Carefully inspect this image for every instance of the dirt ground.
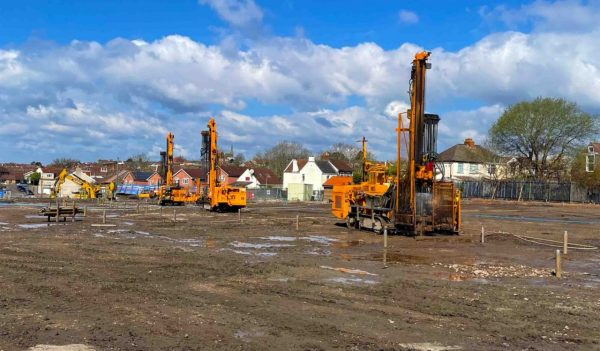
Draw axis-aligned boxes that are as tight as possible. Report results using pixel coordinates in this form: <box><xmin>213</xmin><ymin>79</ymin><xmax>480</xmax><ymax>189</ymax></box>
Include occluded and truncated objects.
<box><xmin>0</xmin><ymin>198</ymin><xmax>599</xmax><ymax>351</ymax></box>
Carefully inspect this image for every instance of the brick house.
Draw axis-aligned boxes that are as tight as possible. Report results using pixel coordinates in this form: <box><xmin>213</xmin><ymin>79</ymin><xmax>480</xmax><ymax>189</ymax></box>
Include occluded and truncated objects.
<box><xmin>173</xmin><ymin>168</ymin><xmax>206</xmax><ymax>190</ymax></box>
<box><xmin>219</xmin><ymin>165</ymin><xmax>246</xmax><ymax>185</ymax></box>
<box><xmin>122</xmin><ymin>171</ymin><xmax>162</xmax><ymax>186</ymax></box>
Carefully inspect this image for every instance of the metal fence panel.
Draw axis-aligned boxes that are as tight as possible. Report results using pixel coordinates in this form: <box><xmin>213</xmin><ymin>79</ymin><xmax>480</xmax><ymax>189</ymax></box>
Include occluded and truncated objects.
<box><xmin>456</xmin><ymin>180</ymin><xmax>599</xmax><ymax>203</ymax></box>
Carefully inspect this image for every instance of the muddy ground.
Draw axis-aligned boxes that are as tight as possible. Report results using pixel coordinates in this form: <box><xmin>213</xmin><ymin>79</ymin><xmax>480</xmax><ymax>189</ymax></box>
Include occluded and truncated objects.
<box><xmin>0</xmin><ymin>199</ymin><xmax>599</xmax><ymax>350</ymax></box>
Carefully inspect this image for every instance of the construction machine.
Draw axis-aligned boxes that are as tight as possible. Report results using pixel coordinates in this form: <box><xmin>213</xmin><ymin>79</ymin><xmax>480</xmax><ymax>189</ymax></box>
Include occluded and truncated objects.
<box><xmin>51</xmin><ymin>169</ymin><xmax>115</xmax><ymax>200</ymax></box>
<box><xmin>158</xmin><ymin>132</ymin><xmax>200</xmax><ymax>205</ymax></box>
<box><xmin>330</xmin><ymin>137</ymin><xmax>392</xmax><ymax>228</ymax></box>
<box><xmin>333</xmin><ymin>52</ymin><xmax>460</xmax><ymax>235</ymax></box>
<box><xmin>198</xmin><ymin>118</ymin><xmax>246</xmax><ymax>211</ymax></box>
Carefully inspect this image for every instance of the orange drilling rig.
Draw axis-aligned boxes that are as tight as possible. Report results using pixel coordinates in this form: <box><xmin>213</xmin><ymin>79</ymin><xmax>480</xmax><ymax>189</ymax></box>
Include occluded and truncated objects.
<box><xmin>158</xmin><ymin>132</ymin><xmax>201</xmax><ymax>205</ymax></box>
<box><xmin>198</xmin><ymin>118</ymin><xmax>246</xmax><ymax>211</ymax></box>
<box><xmin>331</xmin><ymin>51</ymin><xmax>460</xmax><ymax>235</ymax></box>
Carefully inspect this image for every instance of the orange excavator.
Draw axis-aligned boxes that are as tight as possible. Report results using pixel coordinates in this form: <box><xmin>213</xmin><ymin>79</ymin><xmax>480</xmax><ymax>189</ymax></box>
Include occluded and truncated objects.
<box><xmin>332</xmin><ymin>52</ymin><xmax>460</xmax><ymax>235</ymax></box>
<box><xmin>158</xmin><ymin>132</ymin><xmax>201</xmax><ymax>205</ymax></box>
<box><xmin>198</xmin><ymin>118</ymin><xmax>246</xmax><ymax>211</ymax></box>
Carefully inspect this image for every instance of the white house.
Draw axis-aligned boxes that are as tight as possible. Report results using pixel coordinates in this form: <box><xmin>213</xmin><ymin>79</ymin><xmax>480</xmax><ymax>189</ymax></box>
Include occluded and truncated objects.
<box><xmin>437</xmin><ymin>138</ymin><xmax>506</xmax><ymax>181</ymax></box>
<box><xmin>237</xmin><ymin>167</ymin><xmax>281</xmax><ymax>189</ymax></box>
<box><xmin>282</xmin><ymin>157</ymin><xmax>353</xmax><ymax>199</ymax></box>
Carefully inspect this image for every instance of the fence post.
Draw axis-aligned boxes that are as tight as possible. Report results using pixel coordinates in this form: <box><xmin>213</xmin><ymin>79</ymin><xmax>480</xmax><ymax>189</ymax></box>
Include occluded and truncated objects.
<box><xmin>102</xmin><ymin>209</ymin><xmax>106</xmax><ymax>224</ymax></box>
<box><xmin>295</xmin><ymin>215</ymin><xmax>299</xmax><ymax>231</ymax></box>
<box><xmin>383</xmin><ymin>227</ymin><xmax>388</xmax><ymax>268</ymax></box>
<box><xmin>555</xmin><ymin>250</ymin><xmax>562</xmax><ymax>278</ymax></box>
<box><xmin>563</xmin><ymin>231</ymin><xmax>568</xmax><ymax>255</ymax></box>
<box><xmin>481</xmin><ymin>226</ymin><xmax>485</xmax><ymax>244</ymax></box>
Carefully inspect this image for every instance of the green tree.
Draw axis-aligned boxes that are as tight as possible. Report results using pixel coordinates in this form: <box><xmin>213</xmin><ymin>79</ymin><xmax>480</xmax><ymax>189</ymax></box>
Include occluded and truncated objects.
<box><xmin>489</xmin><ymin>97</ymin><xmax>598</xmax><ymax>180</ymax></box>
<box><xmin>125</xmin><ymin>154</ymin><xmax>153</xmax><ymax>171</ymax></box>
<box><xmin>28</xmin><ymin>172</ymin><xmax>41</xmax><ymax>185</ymax></box>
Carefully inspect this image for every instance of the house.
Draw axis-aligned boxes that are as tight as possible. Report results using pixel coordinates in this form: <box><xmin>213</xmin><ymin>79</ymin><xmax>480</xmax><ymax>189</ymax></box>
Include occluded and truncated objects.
<box><xmin>328</xmin><ymin>159</ymin><xmax>354</xmax><ymax>176</ymax></box>
<box><xmin>237</xmin><ymin>167</ymin><xmax>282</xmax><ymax>189</ymax></box>
<box><xmin>283</xmin><ymin>157</ymin><xmax>354</xmax><ymax>200</ymax></box>
<box><xmin>37</xmin><ymin>167</ymin><xmax>63</xmax><ymax>195</ymax></box>
<box><xmin>173</xmin><ymin>167</ymin><xmax>206</xmax><ymax>190</ymax></box>
<box><xmin>322</xmin><ymin>175</ymin><xmax>353</xmax><ymax>202</ymax></box>
<box><xmin>437</xmin><ymin>138</ymin><xmax>504</xmax><ymax>180</ymax></box>
<box><xmin>586</xmin><ymin>142</ymin><xmax>600</xmax><ymax>172</ymax></box>
<box><xmin>219</xmin><ymin>165</ymin><xmax>246</xmax><ymax>185</ymax></box>
<box><xmin>122</xmin><ymin>171</ymin><xmax>162</xmax><ymax>186</ymax></box>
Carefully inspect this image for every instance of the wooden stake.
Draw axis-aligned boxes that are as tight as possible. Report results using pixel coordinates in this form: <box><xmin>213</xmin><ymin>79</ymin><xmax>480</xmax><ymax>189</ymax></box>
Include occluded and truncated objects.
<box><xmin>481</xmin><ymin>226</ymin><xmax>485</xmax><ymax>244</ymax></box>
<box><xmin>83</xmin><ymin>205</ymin><xmax>87</xmax><ymax>217</ymax></box>
<box><xmin>555</xmin><ymin>249</ymin><xmax>562</xmax><ymax>278</ymax></box>
<box><xmin>160</xmin><ymin>206</ymin><xmax>163</xmax><ymax>217</ymax></box>
<box><xmin>295</xmin><ymin>215</ymin><xmax>299</xmax><ymax>231</ymax></box>
<box><xmin>238</xmin><ymin>208</ymin><xmax>241</xmax><ymax>223</ymax></box>
<box><xmin>102</xmin><ymin>209</ymin><xmax>106</xmax><ymax>224</ymax></box>
<box><xmin>173</xmin><ymin>209</ymin><xmax>177</xmax><ymax>221</ymax></box>
<box><xmin>563</xmin><ymin>231</ymin><xmax>568</xmax><ymax>255</ymax></box>
<box><xmin>383</xmin><ymin>227</ymin><xmax>388</xmax><ymax>268</ymax></box>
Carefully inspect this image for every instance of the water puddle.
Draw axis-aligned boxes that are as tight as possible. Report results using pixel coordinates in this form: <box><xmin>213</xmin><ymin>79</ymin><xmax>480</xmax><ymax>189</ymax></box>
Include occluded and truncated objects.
<box><xmin>306</xmin><ymin>248</ymin><xmax>332</xmax><ymax>256</ymax></box>
<box><xmin>18</xmin><ymin>223</ymin><xmax>56</xmax><ymax>229</ymax></box>
<box><xmin>221</xmin><ymin>248</ymin><xmax>276</xmax><ymax>257</ymax></box>
<box><xmin>258</xmin><ymin>236</ymin><xmax>297</xmax><ymax>242</ymax></box>
<box><xmin>230</xmin><ymin>241</ymin><xmax>294</xmax><ymax>249</ymax></box>
<box><xmin>300</xmin><ymin>235</ymin><xmax>340</xmax><ymax>245</ymax></box>
<box><xmin>0</xmin><ymin>222</ymin><xmax>8</xmax><ymax>225</ymax></box>
<box><xmin>326</xmin><ymin>277</ymin><xmax>378</xmax><ymax>285</ymax></box>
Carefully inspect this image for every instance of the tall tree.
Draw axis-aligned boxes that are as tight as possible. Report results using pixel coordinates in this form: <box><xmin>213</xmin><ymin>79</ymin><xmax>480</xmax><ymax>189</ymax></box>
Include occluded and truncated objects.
<box><xmin>489</xmin><ymin>97</ymin><xmax>598</xmax><ymax>180</ymax></box>
<box><xmin>125</xmin><ymin>153</ymin><xmax>153</xmax><ymax>171</ymax></box>
<box><xmin>254</xmin><ymin>141</ymin><xmax>310</xmax><ymax>176</ymax></box>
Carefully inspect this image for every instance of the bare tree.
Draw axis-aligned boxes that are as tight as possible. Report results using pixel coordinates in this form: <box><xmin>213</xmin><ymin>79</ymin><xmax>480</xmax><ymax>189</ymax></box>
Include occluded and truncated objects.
<box><xmin>253</xmin><ymin>141</ymin><xmax>310</xmax><ymax>177</ymax></box>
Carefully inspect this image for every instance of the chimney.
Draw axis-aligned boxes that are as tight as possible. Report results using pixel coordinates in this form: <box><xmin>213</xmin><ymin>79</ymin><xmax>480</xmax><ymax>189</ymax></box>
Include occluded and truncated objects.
<box><xmin>292</xmin><ymin>159</ymin><xmax>299</xmax><ymax>172</ymax></box>
<box><xmin>464</xmin><ymin>138</ymin><xmax>475</xmax><ymax>147</ymax></box>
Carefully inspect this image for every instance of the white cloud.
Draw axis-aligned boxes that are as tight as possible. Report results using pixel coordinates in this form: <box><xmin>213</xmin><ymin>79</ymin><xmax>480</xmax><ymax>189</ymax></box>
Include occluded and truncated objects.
<box><xmin>398</xmin><ymin>10</ymin><xmax>419</xmax><ymax>24</ymax></box>
<box><xmin>199</xmin><ymin>0</ymin><xmax>263</xmax><ymax>29</ymax></box>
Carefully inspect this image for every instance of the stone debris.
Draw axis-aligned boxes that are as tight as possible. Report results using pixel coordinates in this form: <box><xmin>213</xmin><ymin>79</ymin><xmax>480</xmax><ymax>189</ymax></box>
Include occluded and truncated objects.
<box><xmin>435</xmin><ymin>263</ymin><xmax>548</xmax><ymax>278</ymax></box>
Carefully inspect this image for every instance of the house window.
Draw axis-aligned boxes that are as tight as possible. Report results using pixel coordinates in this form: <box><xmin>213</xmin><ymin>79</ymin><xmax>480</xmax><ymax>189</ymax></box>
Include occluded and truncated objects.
<box><xmin>182</xmin><ymin>178</ymin><xmax>189</xmax><ymax>184</ymax></box>
<box><xmin>488</xmin><ymin>164</ymin><xmax>497</xmax><ymax>175</ymax></box>
<box><xmin>245</xmin><ymin>177</ymin><xmax>250</xmax><ymax>181</ymax></box>
<box><xmin>457</xmin><ymin>163</ymin><xmax>464</xmax><ymax>174</ymax></box>
<box><xmin>588</xmin><ymin>146</ymin><xmax>594</xmax><ymax>153</ymax></box>
<box><xmin>586</xmin><ymin>154</ymin><xmax>595</xmax><ymax>172</ymax></box>
<box><xmin>469</xmin><ymin>164</ymin><xmax>478</xmax><ymax>174</ymax></box>
<box><xmin>302</xmin><ymin>174</ymin><xmax>305</xmax><ymax>182</ymax></box>
<box><xmin>100</xmin><ymin>167</ymin><xmax>107</xmax><ymax>172</ymax></box>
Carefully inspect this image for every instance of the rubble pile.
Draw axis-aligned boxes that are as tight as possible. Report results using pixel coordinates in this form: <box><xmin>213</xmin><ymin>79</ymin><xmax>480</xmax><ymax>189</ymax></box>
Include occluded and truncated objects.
<box><xmin>435</xmin><ymin>263</ymin><xmax>549</xmax><ymax>278</ymax></box>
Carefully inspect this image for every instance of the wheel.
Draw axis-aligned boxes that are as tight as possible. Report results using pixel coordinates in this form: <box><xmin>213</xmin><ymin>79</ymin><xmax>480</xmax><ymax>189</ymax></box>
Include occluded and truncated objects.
<box><xmin>372</xmin><ymin>218</ymin><xmax>384</xmax><ymax>234</ymax></box>
<box><xmin>346</xmin><ymin>216</ymin><xmax>356</xmax><ymax>229</ymax></box>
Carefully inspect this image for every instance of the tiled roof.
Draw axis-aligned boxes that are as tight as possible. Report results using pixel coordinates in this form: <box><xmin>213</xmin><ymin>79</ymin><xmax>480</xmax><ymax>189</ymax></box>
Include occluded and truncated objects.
<box><xmin>220</xmin><ymin>164</ymin><xmax>246</xmax><ymax>177</ymax></box>
<box><xmin>175</xmin><ymin>167</ymin><xmax>207</xmax><ymax>181</ymax></box>
<box><xmin>132</xmin><ymin>171</ymin><xmax>154</xmax><ymax>181</ymax></box>
<box><xmin>329</xmin><ymin>159</ymin><xmax>353</xmax><ymax>173</ymax></box>
<box><xmin>283</xmin><ymin>159</ymin><xmax>308</xmax><ymax>173</ymax></box>
<box><xmin>252</xmin><ymin>167</ymin><xmax>281</xmax><ymax>185</ymax></box>
<box><xmin>590</xmin><ymin>142</ymin><xmax>600</xmax><ymax>153</ymax></box>
<box><xmin>438</xmin><ymin>141</ymin><xmax>498</xmax><ymax>163</ymax></box>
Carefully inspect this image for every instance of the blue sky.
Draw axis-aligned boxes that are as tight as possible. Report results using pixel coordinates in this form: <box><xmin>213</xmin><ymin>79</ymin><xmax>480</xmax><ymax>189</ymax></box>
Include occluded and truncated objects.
<box><xmin>0</xmin><ymin>0</ymin><xmax>599</xmax><ymax>163</ymax></box>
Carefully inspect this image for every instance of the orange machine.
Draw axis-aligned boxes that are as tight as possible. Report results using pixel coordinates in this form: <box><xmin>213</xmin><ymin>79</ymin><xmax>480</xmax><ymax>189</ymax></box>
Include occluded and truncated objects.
<box><xmin>158</xmin><ymin>132</ymin><xmax>201</xmax><ymax>205</ymax></box>
<box><xmin>335</xmin><ymin>52</ymin><xmax>460</xmax><ymax>235</ymax></box>
<box><xmin>198</xmin><ymin>118</ymin><xmax>246</xmax><ymax>211</ymax></box>
<box><xmin>331</xmin><ymin>137</ymin><xmax>391</xmax><ymax>232</ymax></box>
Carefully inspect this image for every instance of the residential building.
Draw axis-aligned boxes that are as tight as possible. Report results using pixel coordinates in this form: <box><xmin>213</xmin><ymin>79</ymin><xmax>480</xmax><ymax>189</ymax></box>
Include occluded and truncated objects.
<box><xmin>173</xmin><ymin>168</ymin><xmax>206</xmax><ymax>190</ymax></box>
<box><xmin>283</xmin><ymin>157</ymin><xmax>354</xmax><ymax>200</ymax></box>
<box><xmin>586</xmin><ymin>142</ymin><xmax>600</xmax><ymax>172</ymax></box>
<box><xmin>122</xmin><ymin>171</ymin><xmax>162</xmax><ymax>186</ymax></box>
<box><xmin>437</xmin><ymin>138</ymin><xmax>504</xmax><ymax>180</ymax></box>
<box><xmin>37</xmin><ymin>167</ymin><xmax>63</xmax><ymax>195</ymax></box>
<box><xmin>219</xmin><ymin>165</ymin><xmax>246</xmax><ymax>185</ymax></box>
<box><xmin>237</xmin><ymin>167</ymin><xmax>282</xmax><ymax>189</ymax></box>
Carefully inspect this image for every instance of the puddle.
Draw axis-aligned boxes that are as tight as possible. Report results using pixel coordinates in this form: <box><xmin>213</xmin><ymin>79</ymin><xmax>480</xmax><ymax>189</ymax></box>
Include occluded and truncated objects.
<box><xmin>93</xmin><ymin>233</ymin><xmax>105</xmax><ymax>237</ymax></box>
<box><xmin>25</xmin><ymin>215</ymin><xmax>45</xmax><ymax>219</ymax></box>
<box><xmin>0</xmin><ymin>222</ymin><xmax>8</xmax><ymax>225</ymax></box>
<box><xmin>28</xmin><ymin>345</ymin><xmax>96</xmax><ymax>351</ymax></box>
<box><xmin>234</xmin><ymin>330</ymin><xmax>265</xmax><ymax>342</ymax></box>
<box><xmin>258</xmin><ymin>236</ymin><xmax>297</xmax><ymax>242</ymax></box>
<box><xmin>174</xmin><ymin>238</ymin><xmax>203</xmax><ymax>247</ymax></box>
<box><xmin>221</xmin><ymin>248</ymin><xmax>277</xmax><ymax>257</ymax></box>
<box><xmin>397</xmin><ymin>343</ymin><xmax>461</xmax><ymax>351</ymax></box>
<box><xmin>300</xmin><ymin>235</ymin><xmax>340</xmax><ymax>245</ymax></box>
<box><xmin>326</xmin><ymin>277</ymin><xmax>378</xmax><ymax>285</ymax></box>
<box><xmin>230</xmin><ymin>241</ymin><xmax>294</xmax><ymax>249</ymax></box>
<box><xmin>18</xmin><ymin>223</ymin><xmax>55</xmax><ymax>229</ymax></box>
<box><xmin>320</xmin><ymin>266</ymin><xmax>378</xmax><ymax>276</ymax></box>
<box><xmin>122</xmin><ymin>221</ymin><xmax>134</xmax><ymax>226</ymax></box>
<box><xmin>306</xmin><ymin>248</ymin><xmax>332</xmax><ymax>256</ymax></box>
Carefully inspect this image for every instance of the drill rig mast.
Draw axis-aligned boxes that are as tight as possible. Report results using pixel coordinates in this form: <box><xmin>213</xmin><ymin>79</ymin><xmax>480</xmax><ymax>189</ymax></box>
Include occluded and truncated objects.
<box><xmin>158</xmin><ymin>132</ymin><xmax>199</xmax><ymax>205</ymax></box>
<box><xmin>199</xmin><ymin>118</ymin><xmax>246</xmax><ymax>211</ymax></box>
<box><xmin>335</xmin><ymin>52</ymin><xmax>460</xmax><ymax>235</ymax></box>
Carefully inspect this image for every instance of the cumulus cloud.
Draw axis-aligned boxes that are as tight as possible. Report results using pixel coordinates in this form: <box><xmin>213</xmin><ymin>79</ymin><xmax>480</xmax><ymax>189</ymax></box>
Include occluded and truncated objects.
<box><xmin>398</xmin><ymin>10</ymin><xmax>419</xmax><ymax>24</ymax></box>
<box><xmin>2</xmin><ymin>0</ymin><xmax>600</xmax><ymax>162</ymax></box>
